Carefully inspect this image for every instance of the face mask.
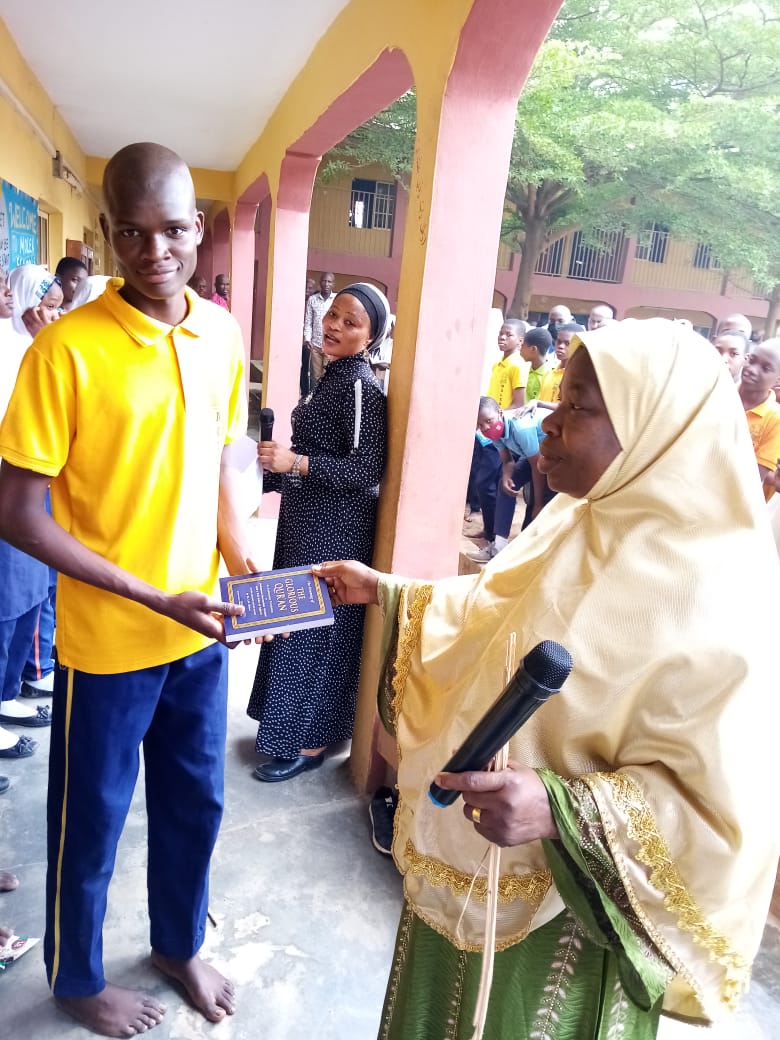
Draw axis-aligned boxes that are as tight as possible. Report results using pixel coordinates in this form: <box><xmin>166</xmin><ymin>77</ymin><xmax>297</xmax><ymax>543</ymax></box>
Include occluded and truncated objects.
<box><xmin>547</xmin><ymin>321</ymin><xmax>560</xmax><ymax>339</ymax></box>
<box><xmin>482</xmin><ymin>418</ymin><xmax>505</xmax><ymax>440</ymax></box>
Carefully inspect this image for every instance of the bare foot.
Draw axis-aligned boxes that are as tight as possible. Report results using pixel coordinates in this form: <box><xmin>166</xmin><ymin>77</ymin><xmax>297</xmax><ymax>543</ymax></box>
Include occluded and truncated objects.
<box><xmin>56</xmin><ymin>984</ymin><xmax>167</xmax><ymax>1037</ymax></box>
<box><xmin>0</xmin><ymin>924</ymin><xmax>12</xmax><ymax>944</ymax></box>
<box><xmin>0</xmin><ymin>869</ymin><xmax>19</xmax><ymax>892</ymax></box>
<box><xmin>151</xmin><ymin>949</ymin><xmax>236</xmax><ymax>1022</ymax></box>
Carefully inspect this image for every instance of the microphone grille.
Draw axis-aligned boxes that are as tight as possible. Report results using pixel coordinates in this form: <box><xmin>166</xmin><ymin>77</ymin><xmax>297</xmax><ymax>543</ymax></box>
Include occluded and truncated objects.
<box><xmin>260</xmin><ymin>407</ymin><xmax>274</xmax><ymax>422</ymax></box>
<box><xmin>524</xmin><ymin>640</ymin><xmax>573</xmax><ymax>690</ymax></box>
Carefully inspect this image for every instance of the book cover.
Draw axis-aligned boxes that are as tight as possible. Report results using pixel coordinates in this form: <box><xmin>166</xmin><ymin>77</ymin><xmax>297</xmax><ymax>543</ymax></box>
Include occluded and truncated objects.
<box><xmin>219</xmin><ymin>567</ymin><xmax>334</xmax><ymax>642</ymax></box>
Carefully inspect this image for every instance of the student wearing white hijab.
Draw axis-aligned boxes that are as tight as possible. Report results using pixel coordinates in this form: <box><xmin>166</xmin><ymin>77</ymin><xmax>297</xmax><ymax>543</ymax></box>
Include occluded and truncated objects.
<box><xmin>317</xmin><ymin>319</ymin><xmax>779</xmax><ymax>1038</ymax></box>
<box><xmin>8</xmin><ymin>264</ymin><xmax>63</xmax><ymax>346</ymax></box>
<box><xmin>0</xmin><ymin>268</ymin><xmax>51</xmax><ymax>753</ymax></box>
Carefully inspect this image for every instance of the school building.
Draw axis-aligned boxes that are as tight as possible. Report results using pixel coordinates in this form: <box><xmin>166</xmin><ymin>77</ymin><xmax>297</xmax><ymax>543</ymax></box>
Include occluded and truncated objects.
<box><xmin>308</xmin><ymin>165</ymin><xmax>770</xmax><ymax>338</ymax></box>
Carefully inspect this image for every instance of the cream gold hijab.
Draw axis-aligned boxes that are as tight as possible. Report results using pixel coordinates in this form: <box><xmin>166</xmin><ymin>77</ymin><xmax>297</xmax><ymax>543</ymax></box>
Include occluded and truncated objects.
<box><xmin>388</xmin><ymin>318</ymin><xmax>779</xmax><ymax>1022</ymax></box>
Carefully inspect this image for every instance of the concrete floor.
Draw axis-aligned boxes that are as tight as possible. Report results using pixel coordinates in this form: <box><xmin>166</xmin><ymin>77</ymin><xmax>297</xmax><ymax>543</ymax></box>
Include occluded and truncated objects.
<box><xmin>1</xmin><ymin>519</ymin><xmax>778</xmax><ymax>1038</ymax></box>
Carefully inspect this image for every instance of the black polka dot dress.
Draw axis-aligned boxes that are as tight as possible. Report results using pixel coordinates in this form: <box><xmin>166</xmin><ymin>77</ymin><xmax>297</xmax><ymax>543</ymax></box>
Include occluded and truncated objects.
<box><xmin>247</xmin><ymin>353</ymin><xmax>387</xmax><ymax>758</ymax></box>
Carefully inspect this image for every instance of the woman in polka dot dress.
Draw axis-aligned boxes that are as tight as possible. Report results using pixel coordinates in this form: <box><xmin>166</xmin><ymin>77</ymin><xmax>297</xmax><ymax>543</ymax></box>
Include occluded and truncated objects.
<box><xmin>247</xmin><ymin>283</ymin><xmax>389</xmax><ymax>783</ymax></box>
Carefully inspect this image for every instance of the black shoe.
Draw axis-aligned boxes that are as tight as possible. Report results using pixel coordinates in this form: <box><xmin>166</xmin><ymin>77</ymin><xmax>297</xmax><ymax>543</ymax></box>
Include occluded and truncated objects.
<box><xmin>0</xmin><ymin>704</ymin><xmax>51</xmax><ymax>727</ymax></box>
<box><xmin>369</xmin><ymin>786</ymin><xmax>398</xmax><ymax>856</ymax></box>
<box><xmin>0</xmin><ymin>736</ymin><xmax>37</xmax><ymax>758</ymax></box>
<box><xmin>20</xmin><ymin>676</ymin><xmax>54</xmax><ymax>698</ymax></box>
<box><xmin>0</xmin><ymin>776</ymin><xmax>9</xmax><ymax>794</ymax></box>
<box><xmin>253</xmin><ymin>752</ymin><xmax>325</xmax><ymax>783</ymax></box>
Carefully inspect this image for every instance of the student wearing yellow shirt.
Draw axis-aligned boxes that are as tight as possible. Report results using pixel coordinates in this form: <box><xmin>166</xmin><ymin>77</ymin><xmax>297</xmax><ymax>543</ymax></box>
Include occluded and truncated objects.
<box><xmin>738</xmin><ymin>338</ymin><xmax>780</xmax><ymax>498</ymax></box>
<box><xmin>0</xmin><ymin>144</ymin><xmax>251</xmax><ymax>1037</ymax></box>
<box><xmin>470</xmin><ymin>320</ymin><xmax>530</xmax><ymax>545</ymax></box>
<box><xmin>537</xmin><ymin>322</ymin><xmax>585</xmax><ymax>406</ymax></box>
<box><xmin>520</xmin><ymin>327</ymin><xmax>553</xmax><ymax>401</ymax></box>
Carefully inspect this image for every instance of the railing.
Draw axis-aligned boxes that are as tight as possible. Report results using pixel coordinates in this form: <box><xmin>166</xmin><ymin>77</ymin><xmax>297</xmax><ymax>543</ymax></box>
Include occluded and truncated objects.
<box><xmin>632</xmin><ymin>234</ymin><xmax>761</xmax><ymax>297</ymax></box>
<box><xmin>534</xmin><ymin>230</ymin><xmax>627</xmax><ymax>283</ymax></box>
<box><xmin>309</xmin><ymin>185</ymin><xmax>393</xmax><ymax>257</ymax></box>
<box><xmin>535</xmin><ymin>236</ymin><xmax>564</xmax><ymax>277</ymax></box>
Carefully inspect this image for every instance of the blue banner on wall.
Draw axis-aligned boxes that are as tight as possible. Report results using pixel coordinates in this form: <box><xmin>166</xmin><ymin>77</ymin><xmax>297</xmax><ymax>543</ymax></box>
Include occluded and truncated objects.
<box><xmin>0</xmin><ymin>180</ymin><xmax>39</xmax><ymax>271</ymax></box>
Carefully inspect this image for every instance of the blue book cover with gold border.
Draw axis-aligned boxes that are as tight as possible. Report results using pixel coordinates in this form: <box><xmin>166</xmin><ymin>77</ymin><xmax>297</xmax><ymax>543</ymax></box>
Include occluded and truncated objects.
<box><xmin>219</xmin><ymin>567</ymin><xmax>334</xmax><ymax>642</ymax></box>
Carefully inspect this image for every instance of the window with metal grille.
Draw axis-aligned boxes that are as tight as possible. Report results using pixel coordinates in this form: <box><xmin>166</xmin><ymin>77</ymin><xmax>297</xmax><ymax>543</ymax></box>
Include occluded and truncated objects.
<box><xmin>635</xmin><ymin>223</ymin><xmax>669</xmax><ymax>264</ymax></box>
<box><xmin>349</xmin><ymin>179</ymin><xmax>396</xmax><ymax>230</ymax></box>
<box><xmin>568</xmin><ymin>229</ymin><xmax>627</xmax><ymax>283</ymax></box>
<box><xmin>693</xmin><ymin>242</ymin><xmax>720</xmax><ymax>270</ymax></box>
<box><xmin>535</xmin><ymin>236</ymin><xmax>564</xmax><ymax>276</ymax></box>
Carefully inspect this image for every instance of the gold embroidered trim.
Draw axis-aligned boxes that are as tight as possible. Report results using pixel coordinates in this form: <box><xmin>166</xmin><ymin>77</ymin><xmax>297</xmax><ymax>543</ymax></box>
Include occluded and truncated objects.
<box><xmin>391</xmin><ymin>584</ymin><xmax>433</xmax><ymax>719</ymax></box>
<box><xmin>404</xmin><ymin>839</ymin><xmax>551</xmax><ymax>906</ymax></box>
<box><xmin>586</xmin><ymin>771</ymin><xmax>751</xmax><ymax>1009</ymax></box>
<box><xmin>402</xmin><ymin>887</ymin><xmax>540</xmax><ymax>954</ymax></box>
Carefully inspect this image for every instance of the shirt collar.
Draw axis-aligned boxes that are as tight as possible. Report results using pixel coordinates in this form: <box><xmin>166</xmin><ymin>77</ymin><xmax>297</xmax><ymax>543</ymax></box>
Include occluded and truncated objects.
<box><xmin>745</xmin><ymin>391</ymin><xmax>778</xmax><ymax>416</ymax></box>
<box><xmin>99</xmin><ymin>278</ymin><xmax>205</xmax><ymax>347</ymax></box>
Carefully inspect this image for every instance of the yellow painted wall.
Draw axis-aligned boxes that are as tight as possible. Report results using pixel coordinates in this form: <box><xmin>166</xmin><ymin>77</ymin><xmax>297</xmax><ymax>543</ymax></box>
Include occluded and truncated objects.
<box><xmin>631</xmin><ymin>238</ymin><xmax>723</xmax><ymax>294</ymax></box>
<box><xmin>0</xmin><ymin>20</ymin><xmax>104</xmax><ymax>271</ymax></box>
<box><xmin>310</xmin><ymin>163</ymin><xmax>395</xmax><ymax>257</ymax></box>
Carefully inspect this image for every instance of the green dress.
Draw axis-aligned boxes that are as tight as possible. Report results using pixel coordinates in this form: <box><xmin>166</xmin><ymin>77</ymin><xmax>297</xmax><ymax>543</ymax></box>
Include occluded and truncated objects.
<box><xmin>376</xmin><ymin>591</ymin><xmax>671</xmax><ymax>1039</ymax></box>
<box><xmin>378</xmin><ymin>774</ymin><xmax>670</xmax><ymax>1039</ymax></box>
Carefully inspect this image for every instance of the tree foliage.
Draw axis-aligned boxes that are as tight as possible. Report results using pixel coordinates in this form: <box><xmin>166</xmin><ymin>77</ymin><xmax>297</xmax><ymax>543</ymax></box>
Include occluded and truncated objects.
<box><xmin>324</xmin><ymin>0</ymin><xmax>780</xmax><ymax>320</ymax></box>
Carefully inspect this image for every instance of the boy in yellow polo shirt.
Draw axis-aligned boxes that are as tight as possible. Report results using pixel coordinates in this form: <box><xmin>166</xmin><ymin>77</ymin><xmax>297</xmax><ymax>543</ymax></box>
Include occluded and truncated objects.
<box><xmin>520</xmin><ymin>327</ymin><xmax>553</xmax><ymax>401</ymax></box>
<box><xmin>468</xmin><ymin>320</ymin><xmax>530</xmax><ymax>545</ymax></box>
<box><xmin>738</xmin><ymin>338</ymin><xmax>780</xmax><ymax>499</ymax></box>
<box><xmin>538</xmin><ymin>321</ymin><xmax>585</xmax><ymax>406</ymax></box>
<box><xmin>0</xmin><ymin>144</ymin><xmax>251</xmax><ymax>1037</ymax></box>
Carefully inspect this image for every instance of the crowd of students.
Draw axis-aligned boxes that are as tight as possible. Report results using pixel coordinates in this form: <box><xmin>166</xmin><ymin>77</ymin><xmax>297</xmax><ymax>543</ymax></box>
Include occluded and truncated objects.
<box><xmin>465</xmin><ymin>303</ymin><xmax>780</xmax><ymax>562</ymax></box>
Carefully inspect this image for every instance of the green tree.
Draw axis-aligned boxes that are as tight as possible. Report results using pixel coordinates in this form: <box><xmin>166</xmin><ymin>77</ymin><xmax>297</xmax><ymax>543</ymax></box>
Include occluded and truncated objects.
<box><xmin>326</xmin><ymin>0</ymin><xmax>780</xmax><ymax>323</ymax></box>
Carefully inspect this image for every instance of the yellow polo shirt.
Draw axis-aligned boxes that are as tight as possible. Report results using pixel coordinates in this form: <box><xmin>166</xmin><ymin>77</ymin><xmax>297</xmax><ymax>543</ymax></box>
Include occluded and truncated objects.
<box><xmin>538</xmin><ymin>365</ymin><xmax>565</xmax><ymax>403</ymax></box>
<box><xmin>744</xmin><ymin>391</ymin><xmax>780</xmax><ymax>472</ymax></box>
<box><xmin>526</xmin><ymin>359</ymin><xmax>553</xmax><ymax>401</ymax></box>
<box><xmin>486</xmin><ymin>352</ymin><xmax>529</xmax><ymax>409</ymax></box>
<box><xmin>0</xmin><ymin>280</ymin><xmax>246</xmax><ymax>673</ymax></box>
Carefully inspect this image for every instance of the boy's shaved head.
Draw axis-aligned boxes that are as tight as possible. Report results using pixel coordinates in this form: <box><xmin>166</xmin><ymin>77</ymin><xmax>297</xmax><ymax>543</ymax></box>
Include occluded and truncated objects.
<box><xmin>99</xmin><ymin>142</ymin><xmax>203</xmax><ymax>323</ymax></box>
<box><xmin>102</xmin><ymin>142</ymin><xmax>195</xmax><ymax>215</ymax></box>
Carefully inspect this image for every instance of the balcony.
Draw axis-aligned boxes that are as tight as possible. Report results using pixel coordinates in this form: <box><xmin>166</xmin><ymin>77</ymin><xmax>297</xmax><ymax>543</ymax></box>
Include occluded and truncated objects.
<box><xmin>633</xmin><ymin>233</ymin><xmax>760</xmax><ymax>298</ymax></box>
<box><xmin>535</xmin><ymin>229</ymin><xmax>627</xmax><ymax>284</ymax></box>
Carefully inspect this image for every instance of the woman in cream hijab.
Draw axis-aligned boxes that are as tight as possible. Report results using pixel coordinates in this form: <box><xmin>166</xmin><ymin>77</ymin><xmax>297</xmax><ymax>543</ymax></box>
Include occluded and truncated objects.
<box><xmin>317</xmin><ymin>318</ymin><xmax>779</xmax><ymax>1039</ymax></box>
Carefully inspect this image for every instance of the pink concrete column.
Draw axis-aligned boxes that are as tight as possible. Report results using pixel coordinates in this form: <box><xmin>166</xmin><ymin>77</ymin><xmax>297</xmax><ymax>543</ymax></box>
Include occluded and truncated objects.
<box><xmin>350</xmin><ymin>0</ymin><xmax>562</xmax><ymax>791</ymax></box>
<box><xmin>261</xmin><ymin>152</ymin><xmax>320</xmax><ymax>451</ymax></box>
<box><xmin>230</xmin><ymin>201</ymin><xmax>258</xmax><ymax>356</ymax></box>
<box><xmin>252</xmin><ymin>197</ymin><xmax>272</xmax><ymax>361</ymax></box>
<box><xmin>379</xmin><ymin>0</ymin><xmax>563</xmax><ymax>582</ymax></box>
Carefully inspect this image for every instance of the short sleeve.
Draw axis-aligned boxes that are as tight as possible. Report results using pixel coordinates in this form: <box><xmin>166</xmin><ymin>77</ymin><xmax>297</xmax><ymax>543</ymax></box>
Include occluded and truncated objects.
<box><xmin>0</xmin><ymin>339</ymin><xmax>74</xmax><ymax>476</ymax></box>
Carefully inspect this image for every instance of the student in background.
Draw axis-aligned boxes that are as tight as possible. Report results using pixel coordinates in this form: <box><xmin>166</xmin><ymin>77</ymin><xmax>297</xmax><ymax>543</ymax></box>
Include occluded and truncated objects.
<box><xmin>470</xmin><ymin>396</ymin><xmax>550</xmax><ymax>562</ymax></box>
<box><xmin>588</xmin><ymin>302</ymin><xmax>615</xmax><ymax>330</ymax></box>
<box><xmin>469</xmin><ymin>319</ymin><xmax>531</xmax><ymax>549</ymax></box>
<box><xmin>712</xmin><ymin>330</ymin><xmax>749</xmax><ymax>383</ymax></box>
<box><xmin>188</xmin><ymin>273</ymin><xmax>210</xmax><ymax>299</ymax></box>
<box><xmin>737</xmin><ymin>338</ymin><xmax>780</xmax><ymax>497</ymax></box>
<box><xmin>520</xmin><ymin>327</ymin><xmax>553</xmax><ymax>401</ymax></box>
<box><xmin>537</xmin><ymin>322</ymin><xmax>586</xmax><ymax>407</ymax></box>
<box><xmin>0</xmin><ymin>269</ymin><xmax>48</xmax><ymax>759</ymax></box>
<box><xmin>211</xmin><ymin>273</ymin><xmax>230</xmax><ymax>309</ymax></box>
<box><xmin>9</xmin><ymin>266</ymin><xmax>63</xmax><ymax>346</ymax></box>
<box><xmin>54</xmin><ymin>258</ymin><xmax>88</xmax><ymax>313</ymax></box>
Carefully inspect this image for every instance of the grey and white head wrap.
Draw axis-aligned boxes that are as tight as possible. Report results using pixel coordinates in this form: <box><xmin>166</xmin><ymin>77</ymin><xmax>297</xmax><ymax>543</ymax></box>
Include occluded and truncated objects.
<box><xmin>333</xmin><ymin>282</ymin><xmax>391</xmax><ymax>353</ymax></box>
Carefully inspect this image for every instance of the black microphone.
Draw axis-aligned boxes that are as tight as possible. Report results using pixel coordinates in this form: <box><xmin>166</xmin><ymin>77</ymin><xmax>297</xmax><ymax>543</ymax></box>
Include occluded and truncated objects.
<box><xmin>428</xmin><ymin>640</ymin><xmax>573</xmax><ymax>807</ymax></box>
<box><xmin>259</xmin><ymin>407</ymin><xmax>274</xmax><ymax>443</ymax></box>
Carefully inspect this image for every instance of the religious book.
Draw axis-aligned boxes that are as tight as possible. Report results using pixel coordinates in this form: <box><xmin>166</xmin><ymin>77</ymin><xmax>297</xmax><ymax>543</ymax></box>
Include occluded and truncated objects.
<box><xmin>219</xmin><ymin>567</ymin><xmax>334</xmax><ymax>642</ymax></box>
